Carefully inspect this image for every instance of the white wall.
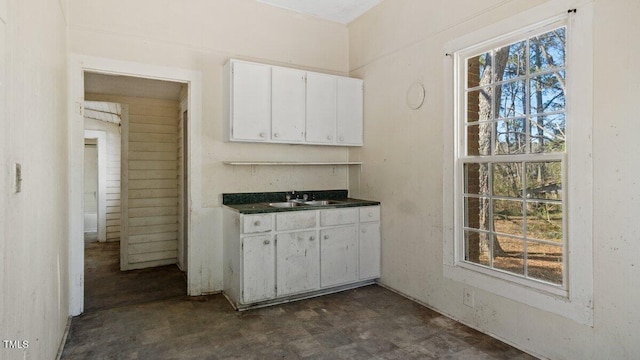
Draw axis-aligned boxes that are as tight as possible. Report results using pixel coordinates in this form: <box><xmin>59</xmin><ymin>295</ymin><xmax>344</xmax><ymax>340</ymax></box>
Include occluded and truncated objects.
<box><xmin>67</xmin><ymin>0</ymin><xmax>352</xmax><ymax>292</ymax></box>
<box><xmin>348</xmin><ymin>0</ymin><xmax>640</xmax><ymax>358</ymax></box>
<box><xmin>1</xmin><ymin>0</ymin><xmax>69</xmax><ymax>359</ymax></box>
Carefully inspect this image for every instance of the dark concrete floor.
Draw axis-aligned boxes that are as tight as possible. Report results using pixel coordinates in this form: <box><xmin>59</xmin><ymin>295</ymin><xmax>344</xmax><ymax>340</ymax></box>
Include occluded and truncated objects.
<box><xmin>62</xmin><ymin>242</ymin><xmax>536</xmax><ymax>359</ymax></box>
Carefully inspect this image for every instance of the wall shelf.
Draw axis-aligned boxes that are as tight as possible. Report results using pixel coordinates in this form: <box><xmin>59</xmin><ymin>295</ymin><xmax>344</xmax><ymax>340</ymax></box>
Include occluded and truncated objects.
<box><xmin>222</xmin><ymin>161</ymin><xmax>363</xmax><ymax>166</ymax></box>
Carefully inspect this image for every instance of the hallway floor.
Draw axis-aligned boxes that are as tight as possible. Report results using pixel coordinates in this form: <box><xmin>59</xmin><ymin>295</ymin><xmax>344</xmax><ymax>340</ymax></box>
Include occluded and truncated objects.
<box><xmin>61</xmin><ymin>242</ymin><xmax>536</xmax><ymax>359</ymax></box>
<box><xmin>83</xmin><ymin>241</ymin><xmax>186</xmax><ymax>312</ymax></box>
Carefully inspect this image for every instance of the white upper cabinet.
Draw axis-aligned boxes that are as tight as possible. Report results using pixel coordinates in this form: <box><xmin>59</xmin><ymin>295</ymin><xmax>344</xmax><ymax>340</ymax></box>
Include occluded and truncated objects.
<box><xmin>337</xmin><ymin>77</ymin><xmax>364</xmax><ymax>145</ymax></box>
<box><xmin>224</xmin><ymin>59</ymin><xmax>363</xmax><ymax>146</ymax></box>
<box><xmin>306</xmin><ymin>72</ymin><xmax>337</xmax><ymax>144</ymax></box>
<box><xmin>227</xmin><ymin>61</ymin><xmax>271</xmax><ymax>142</ymax></box>
<box><xmin>272</xmin><ymin>67</ymin><xmax>306</xmax><ymax>142</ymax></box>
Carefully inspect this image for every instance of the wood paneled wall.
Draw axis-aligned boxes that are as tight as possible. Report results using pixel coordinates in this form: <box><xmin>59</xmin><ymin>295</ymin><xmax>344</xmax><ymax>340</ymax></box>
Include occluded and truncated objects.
<box><xmin>86</xmin><ymin>93</ymin><xmax>180</xmax><ymax>269</ymax></box>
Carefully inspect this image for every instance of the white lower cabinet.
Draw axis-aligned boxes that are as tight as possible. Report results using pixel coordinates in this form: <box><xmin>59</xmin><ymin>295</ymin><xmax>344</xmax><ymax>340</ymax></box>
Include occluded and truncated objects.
<box><xmin>242</xmin><ymin>234</ymin><xmax>276</xmax><ymax>303</ymax></box>
<box><xmin>359</xmin><ymin>222</ymin><xmax>381</xmax><ymax>280</ymax></box>
<box><xmin>223</xmin><ymin>205</ymin><xmax>380</xmax><ymax>309</ymax></box>
<box><xmin>276</xmin><ymin>230</ymin><xmax>319</xmax><ymax>296</ymax></box>
<box><xmin>320</xmin><ymin>226</ymin><xmax>358</xmax><ymax>287</ymax></box>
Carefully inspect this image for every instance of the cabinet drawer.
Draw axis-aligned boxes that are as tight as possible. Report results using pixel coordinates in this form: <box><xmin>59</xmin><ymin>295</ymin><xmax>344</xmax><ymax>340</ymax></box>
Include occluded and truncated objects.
<box><xmin>276</xmin><ymin>211</ymin><xmax>316</xmax><ymax>231</ymax></box>
<box><xmin>359</xmin><ymin>206</ymin><xmax>380</xmax><ymax>222</ymax></box>
<box><xmin>320</xmin><ymin>208</ymin><xmax>358</xmax><ymax>227</ymax></box>
<box><xmin>243</xmin><ymin>214</ymin><xmax>272</xmax><ymax>234</ymax></box>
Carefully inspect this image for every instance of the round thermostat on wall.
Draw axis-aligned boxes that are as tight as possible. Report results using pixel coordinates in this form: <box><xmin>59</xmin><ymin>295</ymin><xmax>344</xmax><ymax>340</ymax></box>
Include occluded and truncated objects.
<box><xmin>406</xmin><ymin>82</ymin><xmax>425</xmax><ymax>110</ymax></box>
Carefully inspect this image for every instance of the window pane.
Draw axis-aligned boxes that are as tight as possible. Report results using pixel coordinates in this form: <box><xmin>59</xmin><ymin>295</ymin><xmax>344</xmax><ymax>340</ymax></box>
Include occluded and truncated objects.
<box><xmin>493</xmin><ymin>199</ymin><xmax>524</xmax><ymax>237</ymax></box>
<box><xmin>527</xmin><ymin>241</ymin><xmax>562</xmax><ymax>285</ymax></box>
<box><xmin>464</xmin><ymin>230</ymin><xmax>490</xmax><ymax>266</ymax></box>
<box><xmin>467</xmin><ymin>88</ymin><xmax>493</xmax><ymax>122</ymax></box>
<box><xmin>525</xmin><ymin>162</ymin><xmax>562</xmax><ymax>200</ymax></box>
<box><xmin>493</xmin><ymin>236</ymin><xmax>524</xmax><ymax>275</ymax></box>
<box><xmin>529</xmin><ymin>27</ymin><xmax>566</xmax><ymax>74</ymax></box>
<box><xmin>464</xmin><ymin>196</ymin><xmax>490</xmax><ymax>230</ymax></box>
<box><xmin>493</xmin><ymin>162</ymin><xmax>523</xmax><ymax>198</ymax></box>
<box><xmin>497</xmin><ymin>80</ymin><xmax>526</xmax><ymax>118</ymax></box>
<box><xmin>530</xmin><ymin>114</ymin><xmax>565</xmax><ymax>153</ymax></box>
<box><xmin>466</xmin><ymin>124</ymin><xmax>492</xmax><ymax>156</ymax></box>
<box><xmin>464</xmin><ymin>163</ymin><xmax>490</xmax><ymax>195</ymax></box>
<box><xmin>467</xmin><ymin>52</ymin><xmax>491</xmax><ymax>89</ymax></box>
<box><xmin>529</xmin><ymin>72</ymin><xmax>565</xmax><ymax>114</ymax></box>
<box><xmin>526</xmin><ymin>202</ymin><xmax>563</xmax><ymax>243</ymax></box>
<box><xmin>494</xmin><ymin>41</ymin><xmax>526</xmax><ymax>82</ymax></box>
<box><xmin>495</xmin><ymin>118</ymin><xmax>526</xmax><ymax>155</ymax></box>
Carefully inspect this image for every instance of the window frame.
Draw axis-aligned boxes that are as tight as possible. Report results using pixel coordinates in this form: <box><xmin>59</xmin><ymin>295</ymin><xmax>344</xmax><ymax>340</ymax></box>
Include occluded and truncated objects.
<box><xmin>457</xmin><ymin>21</ymin><xmax>569</xmax><ymax>296</ymax></box>
<box><xmin>443</xmin><ymin>2</ymin><xmax>594</xmax><ymax>326</ymax></box>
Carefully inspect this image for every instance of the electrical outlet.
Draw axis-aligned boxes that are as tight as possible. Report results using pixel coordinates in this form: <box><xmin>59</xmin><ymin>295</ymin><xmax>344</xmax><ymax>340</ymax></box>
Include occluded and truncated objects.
<box><xmin>463</xmin><ymin>288</ymin><xmax>475</xmax><ymax>308</ymax></box>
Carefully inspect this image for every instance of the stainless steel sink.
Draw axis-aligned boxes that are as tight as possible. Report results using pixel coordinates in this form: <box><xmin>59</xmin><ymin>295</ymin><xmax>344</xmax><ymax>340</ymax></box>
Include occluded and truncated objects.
<box><xmin>268</xmin><ymin>202</ymin><xmax>303</xmax><ymax>208</ymax></box>
<box><xmin>304</xmin><ymin>200</ymin><xmax>342</xmax><ymax>206</ymax></box>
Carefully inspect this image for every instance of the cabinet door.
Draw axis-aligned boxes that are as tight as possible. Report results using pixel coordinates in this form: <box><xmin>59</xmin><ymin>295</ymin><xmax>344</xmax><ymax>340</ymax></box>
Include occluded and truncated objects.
<box><xmin>336</xmin><ymin>77</ymin><xmax>363</xmax><ymax>146</ymax></box>
<box><xmin>359</xmin><ymin>222</ymin><xmax>380</xmax><ymax>280</ymax></box>
<box><xmin>320</xmin><ymin>226</ymin><xmax>358</xmax><ymax>287</ymax></box>
<box><xmin>242</xmin><ymin>234</ymin><xmax>275</xmax><ymax>303</ymax></box>
<box><xmin>306</xmin><ymin>72</ymin><xmax>336</xmax><ymax>144</ymax></box>
<box><xmin>272</xmin><ymin>67</ymin><xmax>306</xmax><ymax>142</ymax></box>
<box><xmin>231</xmin><ymin>61</ymin><xmax>271</xmax><ymax>141</ymax></box>
<box><xmin>276</xmin><ymin>230</ymin><xmax>320</xmax><ymax>296</ymax></box>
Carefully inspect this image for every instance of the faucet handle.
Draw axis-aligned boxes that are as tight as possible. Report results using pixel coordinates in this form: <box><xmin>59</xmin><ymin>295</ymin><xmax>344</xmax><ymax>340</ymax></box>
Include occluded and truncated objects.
<box><xmin>303</xmin><ymin>194</ymin><xmax>309</xmax><ymax>201</ymax></box>
<box><xmin>286</xmin><ymin>194</ymin><xmax>291</xmax><ymax>201</ymax></box>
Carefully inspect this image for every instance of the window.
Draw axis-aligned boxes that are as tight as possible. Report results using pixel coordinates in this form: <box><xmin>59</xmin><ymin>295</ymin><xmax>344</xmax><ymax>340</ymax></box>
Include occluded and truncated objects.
<box><xmin>444</xmin><ymin>3</ymin><xmax>594</xmax><ymax>325</ymax></box>
<box><xmin>460</xmin><ymin>24</ymin><xmax>567</xmax><ymax>291</ymax></box>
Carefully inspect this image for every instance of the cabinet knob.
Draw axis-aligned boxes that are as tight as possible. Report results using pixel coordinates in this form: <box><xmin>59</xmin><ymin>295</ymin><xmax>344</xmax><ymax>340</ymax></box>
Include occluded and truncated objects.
<box><xmin>254</xmin><ymin>220</ymin><xmax>261</xmax><ymax>226</ymax></box>
<box><xmin>327</xmin><ymin>135</ymin><xmax>333</xmax><ymax>141</ymax></box>
<box><xmin>368</xmin><ymin>212</ymin><xmax>373</xmax><ymax>217</ymax></box>
<box><xmin>309</xmin><ymin>236</ymin><xmax>315</xmax><ymax>241</ymax></box>
<box><xmin>259</xmin><ymin>132</ymin><xmax>266</xmax><ymax>138</ymax></box>
<box><xmin>339</xmin><ymin>136</ymin><xmax>345</xmax><ymax>142</ymax></box>
<box><xmin>263</xmin><ymin>239</ymin><xmax>270</xmax><ymax>245</ymax></box>
<box><xmin>274</xmin><ymin>133</ymin><xmax>279</xmax><ymax>138</ymax></box>
<box><xmin>324</xmin><ymin>235</ymin><xmax>329</xmax><ymax>240</ymax></box>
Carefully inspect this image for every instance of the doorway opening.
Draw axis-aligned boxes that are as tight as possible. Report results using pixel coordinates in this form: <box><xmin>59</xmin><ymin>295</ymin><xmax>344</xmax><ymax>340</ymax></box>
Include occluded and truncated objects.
<box><xmin>69</xmin><ymin>56</ymin><xmax>203</xmax><ymax>316</ymax></box>
<box><xmin>82</xmin><ymin>73</ymin><xmax>189</xmax><ymax>312</ymax></box>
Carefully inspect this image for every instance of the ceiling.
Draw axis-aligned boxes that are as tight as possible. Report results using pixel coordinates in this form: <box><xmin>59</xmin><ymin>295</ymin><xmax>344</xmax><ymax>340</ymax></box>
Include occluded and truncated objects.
<box><xmin>256</xmin><ymin>0</ymin><xmax>382</xmax><ymax>24</ymax></box>
<box><xmin>84</xmin><ymin>73</ymin><xmax>184</xmax><ymax>101</ymax></box>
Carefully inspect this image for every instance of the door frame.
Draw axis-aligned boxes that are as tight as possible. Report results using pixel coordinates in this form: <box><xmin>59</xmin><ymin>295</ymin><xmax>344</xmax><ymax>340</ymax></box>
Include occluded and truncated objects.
<box><xmin>69</xmin><ymin>55</ymin><xmax>203</xmax><ymax>315</ymax></box>
<box><xmin>83</xmin><ymin>130</ymin><xmax>107</xmax><ymax>242</ymax></box>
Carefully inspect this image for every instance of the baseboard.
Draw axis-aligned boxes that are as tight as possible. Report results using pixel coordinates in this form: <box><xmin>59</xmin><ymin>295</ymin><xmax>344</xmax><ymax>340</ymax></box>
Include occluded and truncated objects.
<box><xmin>55</xmin><ymin>316</ymin><xmax>72</xmax><ymax>360</ymax></box>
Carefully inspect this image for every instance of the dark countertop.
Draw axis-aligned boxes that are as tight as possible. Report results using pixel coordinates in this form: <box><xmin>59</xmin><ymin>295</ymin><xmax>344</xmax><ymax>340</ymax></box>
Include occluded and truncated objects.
<box><xmin>222</xmin><ymin>190</ymin><xmax>379</xmax><ymax>214</ymax></box>
<box><xmin>224</xmin><ymin>198</ymin><xmax>380</xmax><ymax>214</ymax></box>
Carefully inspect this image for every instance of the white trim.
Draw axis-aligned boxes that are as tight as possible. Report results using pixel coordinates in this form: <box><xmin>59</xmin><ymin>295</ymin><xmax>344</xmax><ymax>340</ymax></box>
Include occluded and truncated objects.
<box><xmin>443</xmin><ymin>1</ymin><xmax>594</xmax><ymax>325</ymax></box>
<box><xmin>119</xmin><ymin>105</ymin><xmax>130</xmax><ymax>270</ymax></box>
<box><xmin>68</xmin><ymin>55</ymin><xmax>203</xmax><ymax>315</ymax></box>
<box><xmin>83</xmin><ymin>130</ymin><xmax>107</xmax><ymax>242</ymax></box>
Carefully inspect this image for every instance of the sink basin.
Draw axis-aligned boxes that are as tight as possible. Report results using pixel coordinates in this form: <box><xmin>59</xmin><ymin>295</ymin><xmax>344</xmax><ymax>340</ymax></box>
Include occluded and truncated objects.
<box><xmin>268</xmin><ymin>202</ymin><xmax>303</xmax><ymax>208</ymax></box>
<box><xmin>304</xmin><ymin>200</ymin><xmax>342</xmax><ymax>206</ymax></box>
